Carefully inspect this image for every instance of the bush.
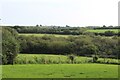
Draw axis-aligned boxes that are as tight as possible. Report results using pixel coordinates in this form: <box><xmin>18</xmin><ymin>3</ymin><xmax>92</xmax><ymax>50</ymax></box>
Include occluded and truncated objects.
<box><xmin>68</xmin><ymin>54</ymin><xmax>75</xmax><ymax>64</ymax></box>
<box><xmin>93</xmin><ymin>55</ymin><xmax>99</xmax><ymax>63</ymax></box>
<box><xmin>2</xmin><ymin>27</ymin><xmax>19</xmax><ymax>65</ymax></box>
<box><xmin>104</xmin><ymin>31</ymin><xmax>115</xmax><ymax>36</ymax></box>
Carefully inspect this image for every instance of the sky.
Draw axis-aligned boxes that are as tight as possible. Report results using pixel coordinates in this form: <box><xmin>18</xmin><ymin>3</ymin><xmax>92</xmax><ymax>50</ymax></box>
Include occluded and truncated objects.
<box><xmin>0</xmin><ymin>0</ymin><xmax>119</xmax><ymax>27</ymax></box>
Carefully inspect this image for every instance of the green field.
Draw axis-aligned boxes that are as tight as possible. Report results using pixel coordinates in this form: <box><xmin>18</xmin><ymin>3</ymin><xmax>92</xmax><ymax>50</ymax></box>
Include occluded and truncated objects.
<box><xmin>19</xmin><ymin>33</ymin><xmax>74</xmax><ymax>38</ymax></box>
<box><xmin>18</xmin><ymin>33</ymin><xmax>114</xmax><ymax>39</ymax></box>
<box><xmin>2</xmin><ymin>64</ymin><xmax>118</xmax><ymax>78</ymax></box>
<box><xmin>86</xmin><ymin>29</ymin><xmax>119</xmax><ymax>33</ymax></box>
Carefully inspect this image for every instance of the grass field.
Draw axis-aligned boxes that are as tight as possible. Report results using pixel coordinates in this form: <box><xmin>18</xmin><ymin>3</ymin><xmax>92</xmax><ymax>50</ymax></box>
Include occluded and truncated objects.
<box><xmin>18</xmin><ymin>33</ymin><xmax>114</xmax><ymax>39</ymax></box>
<box><xmin>19</xmin><ymin>33</ymin><xmax>74</xmax><ymax>38</ymax></box>
<box><xmin>86</xmin><ymin>29</ymin><xmax>119</xmax><ymax>33</ymax></box>
<box><xmin>14</xmin><ymin>54</ymin><xmax>119</xmax><ymax>64</ymax></box>
<box><xmin>2</xmin><ymin>54</ymin><xmax>119</xmax><ymax>78</ymax></box>
<box><xmin>2</xmin><ymin>64</ymin><xmax>118</xmax><ymax>78</ymax></box>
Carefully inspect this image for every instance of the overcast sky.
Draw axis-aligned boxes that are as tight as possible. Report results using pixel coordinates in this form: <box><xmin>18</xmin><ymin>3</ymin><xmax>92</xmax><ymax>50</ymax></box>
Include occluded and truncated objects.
<box><xmin>0</xmin><ymin>0</ymin><xmax>119</xmax><ymax>27</ymax></box>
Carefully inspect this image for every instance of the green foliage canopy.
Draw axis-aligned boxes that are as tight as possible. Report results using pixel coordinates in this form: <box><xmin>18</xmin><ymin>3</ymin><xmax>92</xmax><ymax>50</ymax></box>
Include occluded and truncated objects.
<box><xmin>2</xmin><ymin>27</ymin><xmax>19</xmax><ymax>64</ymax></box>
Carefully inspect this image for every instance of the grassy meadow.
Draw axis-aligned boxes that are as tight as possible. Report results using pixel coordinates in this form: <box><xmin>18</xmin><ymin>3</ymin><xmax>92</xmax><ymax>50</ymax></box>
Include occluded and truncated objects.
<box><xmin>86</xmin><ymin>29</ymin><xmax>119</xmax><ymax>33</ymax></box>
<box><xmin>18</xmin><ymin>33</ymin><xmax>114</xmax><ymax>39</ymax></box>
<box><xmin>2</xmin><ymin>64</ymin><xmax>118</xmax><ymax>78</ymax></box>
<box><xmin>19</xmin><ymin>33</ymin><xmax>73</xmax><ymax>38</ymax></box>
<box><xmin>2</xmin><ymin>54</ymin><xmax>119</xmax><ymax>78</ymax></box>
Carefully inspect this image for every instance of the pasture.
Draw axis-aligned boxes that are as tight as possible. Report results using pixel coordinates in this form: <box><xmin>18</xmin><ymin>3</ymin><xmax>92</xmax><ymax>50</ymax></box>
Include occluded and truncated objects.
<box><xmin>19</xmin><ymin>33</ymin><xmax>73</xmax><ymax>38</ymax></box>
<box><xmin>2</xmin><ymin>64</ymin><xmax>118</xmax><ymax>78</ymax></box>
<box><xmin>18</xmin><ymin>33</ymin><xmax>114</xmax><ymax>39</ymax></box>
<box><xmin>86</xmin><ymin>29</ymin><xmax>118</xmax><ymax>33</ymax></box>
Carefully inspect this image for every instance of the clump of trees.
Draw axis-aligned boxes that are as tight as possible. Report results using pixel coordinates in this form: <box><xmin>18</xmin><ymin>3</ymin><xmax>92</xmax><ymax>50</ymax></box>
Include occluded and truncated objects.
<box><xmin>2</xmin><ymin>27</ymin><xmax>19</xmax><ymax>64</ymax></box>
<box><xmin>18</xmin><ymin>35</ymin><xmax>119</xmax><ymax>59</ymax></box>
<box><xmin>11</xmin><ymin>26</ymin><xmax>119</xmax><ymax>36</ymax></box>
<box><xmin>94</xmin><ymin>31</ymin><xmax>118</xmax><ymax>36</ymax></box>
<box><xmin>11</xmin><ymin>26</ymin><xmax>86</xmax><ymax>35</ymax></box>
<box><xmin>94</xmin><ymin>26</ymin><xmax>120</xmax><ymax>29</ymax></box>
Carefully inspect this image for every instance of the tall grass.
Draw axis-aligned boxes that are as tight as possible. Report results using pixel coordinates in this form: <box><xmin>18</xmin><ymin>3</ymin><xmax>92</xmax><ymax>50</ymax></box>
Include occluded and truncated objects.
<box><xmin>14</xmin><ymin>54</ymin><xmax>119</xmax><ymax>65</ymax></box>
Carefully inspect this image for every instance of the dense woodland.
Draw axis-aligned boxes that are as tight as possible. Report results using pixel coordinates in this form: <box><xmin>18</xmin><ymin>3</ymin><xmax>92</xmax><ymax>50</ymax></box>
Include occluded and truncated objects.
<box><xmin>18</xmin><ymin>35</ymin><xmax>119</xmax><ymax>58</ymax></box>
<box><xmin>1</xmin><ymin>26</ymin><xmax>120</xmax><ymax>65</ymax></box>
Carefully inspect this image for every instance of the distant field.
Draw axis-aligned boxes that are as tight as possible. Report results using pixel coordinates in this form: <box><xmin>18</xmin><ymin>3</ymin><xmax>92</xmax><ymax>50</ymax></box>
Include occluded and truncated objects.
<box><xmin>86</xmin><ymin>29</ymin><xmax>119</xmax><ymax>33</ymax></box>
<box><xmin>18</xmin><ymin>29</ymin><xmax>119</xmax><ymax>37</ymax></box>
<box><xmin>19</xmin><ymin>33</ymin><xmax>74</xmax><ymax>38</ymax></box>
<box><xmin>2</xmin><ymin>64</ymin><xmax>118</xmax><ymax>78</ymax></box>
<box><xmin>18</xmin><ymin>33</ymin><xmax>113</xmax><ymax>39</ymax></box>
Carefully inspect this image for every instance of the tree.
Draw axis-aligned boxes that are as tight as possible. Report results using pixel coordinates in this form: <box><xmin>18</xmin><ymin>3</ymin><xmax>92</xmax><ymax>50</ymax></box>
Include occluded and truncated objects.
<box><xmin>40</xmin><ymin>24</ymin><xmax>42</xmax><ymax>26</ymax></box>
<box><xmin>108</xmin><ymin>25</ymin><xmax>113</xmax><ymax>28</ymax></box>
<box><xmin>66</xmin><ymin>25</ymin><xmax>70</xmax><ymax>27</ymax></box>
<box><xmin>103</xmin><ymin>25</ymin><xmax>106</xmax><ymax>28</ymax></box>
<box><xmin>2</xmin><ymin>27</ymin><xmax>19</xmax><ymax>64</ymax></box>
<box><xmin>36</xmin><ymin>24</ymin><xmax>39</xmax><ymax>27</ymax></box>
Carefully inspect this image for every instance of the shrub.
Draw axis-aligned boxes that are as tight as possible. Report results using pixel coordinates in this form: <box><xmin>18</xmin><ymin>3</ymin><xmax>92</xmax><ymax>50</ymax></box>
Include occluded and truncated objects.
<box><xmin>104</xmin><ymin>31</ymin><xmax>115</xmax><ymax>36</ymax></box>
<box><xmin>93</xmin><ymin>55</ymin><xmax>99</xmax><ymax>63</ymax></box>
<box><xmin>2</xmin><ymin>27</ymin><xmax>19</xmax><ymax>65</ymax></box>
<box><xmin>68</xmin><ymin>54</ymin><xmax>75</xmax><ymax>64</ymax></box>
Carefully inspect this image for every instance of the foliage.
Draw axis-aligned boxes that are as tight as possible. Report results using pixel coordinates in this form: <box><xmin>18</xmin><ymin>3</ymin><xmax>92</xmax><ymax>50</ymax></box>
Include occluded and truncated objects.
<box><xmin>104</xmin><ymin>31</ymin><xmax>115</xmax><ymax>36</ymax></box>
<box><xmin>68</xmin><ymin>54</ymin><xmax>75</xmax><ymax>64</ymax></box>
<box><xmin>18</xmin><ymin>34</ymin><xmax>119</xmax><ymax>59</ymax></box>
<box><xmin>14</xmin><ymin>54</ymin><xmax>119</xmax><ymax>65</ymax></box>
<box><xmin>2</xmin><ymin>27</ymin><xmax>19</xmax><ymax>64</ymax></box>
<box><xmin>11</xmin><ymin>26</ymin><xmax>119</xmax><ymax>36</ymax></box>
<box><xmin>93</xmin><ymin>55</ymin><xmax>99</xmax><ymax>63</ymax></box>
<box><xmin>11</xmin><ymin>26</ymin><xmax>86</xmax><ymax>35</ymax></box>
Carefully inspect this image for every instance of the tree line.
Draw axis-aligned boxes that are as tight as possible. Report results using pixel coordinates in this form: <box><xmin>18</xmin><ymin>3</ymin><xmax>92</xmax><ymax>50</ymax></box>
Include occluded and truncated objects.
<box><xmin>18</xmin><ymin>34</ymin><xmax>119</xmax><ymax>59</ymax></box>
<box><xmin>10</xmin><ymin>26</ymin><xmax>119</xmax><ymax>36</ymax></box>
<box><xmin>11</xmin><ymin>26</ymin><xmax>86</xmax><ymax>35</ymax></box>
